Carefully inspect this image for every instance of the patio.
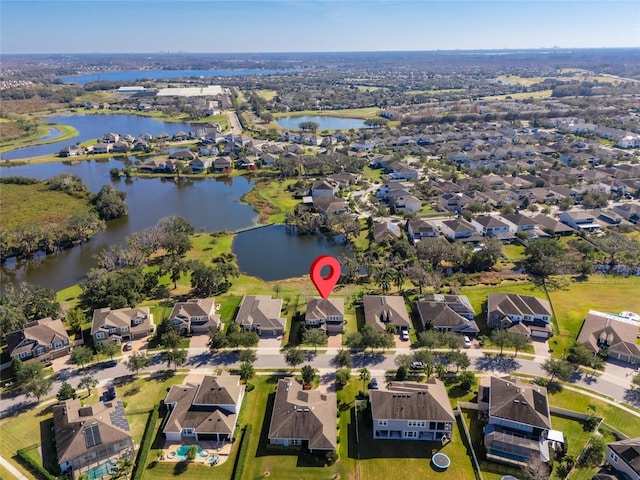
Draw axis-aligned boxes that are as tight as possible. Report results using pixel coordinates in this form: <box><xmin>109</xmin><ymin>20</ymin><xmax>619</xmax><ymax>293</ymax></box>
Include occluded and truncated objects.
<box><xmin>161</xmin><ymin>440</ymin><xmax>232</xmax><ymax>466</ymax></box>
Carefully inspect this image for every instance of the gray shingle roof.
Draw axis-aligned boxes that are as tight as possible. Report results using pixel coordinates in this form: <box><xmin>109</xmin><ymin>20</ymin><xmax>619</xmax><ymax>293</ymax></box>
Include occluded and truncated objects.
<box><xmin>370</xmin><ymin>379</ymin><xmax>454</xmax><ymax>422</ymax></box>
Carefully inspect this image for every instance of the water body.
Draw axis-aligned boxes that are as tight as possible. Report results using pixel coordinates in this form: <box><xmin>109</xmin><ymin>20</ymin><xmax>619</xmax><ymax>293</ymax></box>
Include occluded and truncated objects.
<box><xmin>39</xmin><ymin>127</ymin><xmax>63</xmax><ymax>141</ymax></box>
<box><xmin>58</xmin><ymin>69</ymin><xmax>287</xmax><ymax>85</ymax></box>
<box><xmin>232</xmin><ymin>225</ymin><xmax>348</xmax><ymax>281</ymax></box>
<box><xmin>2</xmin><ymin>114</ymin><xmax>194</xmax><ymax>160</ymax></box>
<box><xmin>276</xmin><ymin>115</ymin><xmax>367</xmax><ymax>131</ymax></box>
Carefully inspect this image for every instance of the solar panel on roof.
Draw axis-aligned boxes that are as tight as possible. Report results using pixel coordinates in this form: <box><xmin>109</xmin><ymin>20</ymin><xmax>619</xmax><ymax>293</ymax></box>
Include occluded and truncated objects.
<box><xmin>84</xmin><ymin>422</ymin><xmax>102</xmax><ymax>448</ymax></box>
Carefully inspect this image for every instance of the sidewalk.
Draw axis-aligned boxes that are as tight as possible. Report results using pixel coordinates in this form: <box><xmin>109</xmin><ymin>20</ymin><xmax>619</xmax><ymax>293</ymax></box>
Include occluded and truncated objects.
<box><xmin>0</xmin><ymin>455</ymin><xmax>29</xmax><ymax>480</ymax></box>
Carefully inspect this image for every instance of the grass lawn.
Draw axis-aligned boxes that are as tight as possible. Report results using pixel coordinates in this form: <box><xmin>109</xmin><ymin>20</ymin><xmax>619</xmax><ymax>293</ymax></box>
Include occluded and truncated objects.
<box><xmin>241</xmin><ymin>178</ymin><xmax>298</xmax><ymax>224</ymax></box>
<box><xmin>255</xmin><ymin>89</ymin><xmax>278</xmax><ymax>101</ymax></box>
<box><xmin>483</xmin><ymin>90</ymin><xmax>553</xmax><ymax>101</ymax></box>
<box><xmin>185</xmin><ymin>232</ymin><xmax>234</xmax><ymax>262</ymax></box>
<box><xmin>127</xmin><ymin>412</ymin><xmax>152</xmax><ymax>445</ymax></box>
<box><xmin>273</xmin><ymin>107</ymin><xmax>381</xmax><ymax>120</ymax></box>
<box><xmin>0</xmin><ymin>182</ymin><xmax>91</xmax><ymax>231</ymax></box>
<box><xmin>501</xmin><ymin>244</ymin><xmax>525</xmax><ymax>262</ymax></box>
<box><xmin>121</xmin><ymin>373</ymin><xmax>186</xmax><ymax>412</ymax></box>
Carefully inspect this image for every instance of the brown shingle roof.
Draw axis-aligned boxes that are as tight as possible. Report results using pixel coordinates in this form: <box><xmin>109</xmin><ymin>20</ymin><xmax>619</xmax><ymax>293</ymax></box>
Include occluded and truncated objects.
<box><xmin>488</xmin><ymin>376</ymin><xmax>551</xmax><ymax>430</ymax></box>
<box><xmin>236</xmin><ymin>295</ymin><xmax>285</xmax><ymax>331</ymax></box>
<box><xmin>7</xmin><ymin>318</ymin><xmax>69</xmax><ymax>357</ymax></box>
<box><xmin>363</xmin><ymin>295</ymin><xmax>410</xmax><ymax>332</ymax></box>
<box><xmin>370</xmin><ymin>379</ymin><xmax>454</xmax><ymax>422</ymax></box>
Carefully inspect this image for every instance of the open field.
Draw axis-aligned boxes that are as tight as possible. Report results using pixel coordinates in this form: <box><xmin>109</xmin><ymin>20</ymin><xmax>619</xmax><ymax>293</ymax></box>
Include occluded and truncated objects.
<box><xmin>0</xmin><ymin>182</ymin><xmax>91</xmax><ymax>231</ymax></box>
<box><xmin>273</xmin><ymin>107</ymin><xmax>381</xmax><ymax>120</ymax></box>
<box><xmin>255</xmin><ymin>89</ymin><xmax>278</xmax><ymax>101</ymax></box>
<box><xmin>483</xmin><ymin>90</ymin><xmax>553</xmax><ymax>101</ymax></box>
<box><xmin>241</xmin><ymin>178</ymin><xmax>298</xmax><ymax>224</ymax></box>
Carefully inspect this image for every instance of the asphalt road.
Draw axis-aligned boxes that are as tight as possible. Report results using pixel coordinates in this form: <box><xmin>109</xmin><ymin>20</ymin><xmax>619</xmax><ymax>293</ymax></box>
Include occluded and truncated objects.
<box><xmin>2</xmin><ymin>347</ymin><xmax>639</xmax><ymax>419</ymax></box>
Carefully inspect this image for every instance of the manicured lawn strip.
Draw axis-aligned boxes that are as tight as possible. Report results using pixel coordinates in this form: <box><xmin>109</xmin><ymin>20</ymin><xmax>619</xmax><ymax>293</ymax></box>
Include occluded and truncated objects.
<box><xmin>217</xmin><ymin>295</ymin><xmax>242</xmax><ymax>323</ymax></box>
<box><xmin>501</xmin><ymin>244</ymin><xmax>525</xmax><ymax>262</ymax></box>
<box><xmin>127</xmin><ymin>412</ymin><xmax>152</xmax><ymax>445</ymax></box>
<box><xmin>0</xmin><ymin>183</ymin><xmax>91</xmax><ymax>231</ymax></box>
<box><xmin>547</xmin><ymin>388</ymin><xmax>640</xmax><ymax>438</ymax></box>
<box><xmin>241</xmin><ymin>178</ymin><xmax>298</xmax><ymax>224</ymax></box>
<box><xmin>121</xmin><ymin>373</ymin><xmax>186</xmax><ymax>412</ymax></box>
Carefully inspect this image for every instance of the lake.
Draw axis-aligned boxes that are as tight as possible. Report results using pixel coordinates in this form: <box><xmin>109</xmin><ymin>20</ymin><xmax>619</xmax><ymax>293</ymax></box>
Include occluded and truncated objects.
<box><xmin>58</xmin><ymin>69</ymin><xmax>288</xmax><ymax>85</ymax></box>
<box><xmin>232</xmin><ymin>225</ymin><xmax>348</xmax><ymax>281</ymax></box>
<box><xmin>276</xmin><ymin>115</ymin><xmax>367</xmax><ymax>131</ymax></box>
<box><xmin>2</xmin><ymin>114</ymin><xmax>195</xmax><ymax>160</ymax></box>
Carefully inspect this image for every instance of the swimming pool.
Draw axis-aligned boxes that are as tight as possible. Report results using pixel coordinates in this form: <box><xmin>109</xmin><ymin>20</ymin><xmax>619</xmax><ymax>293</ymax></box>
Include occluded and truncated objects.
<box><xmin>85</xmin><ymin>460</ymin><xmax>117</xmax><ymax>479</ymax></box>
<box><xmin>174</xmin><ymin>445</ymin><xmax>208</xmax><ymax>460</ymax></box>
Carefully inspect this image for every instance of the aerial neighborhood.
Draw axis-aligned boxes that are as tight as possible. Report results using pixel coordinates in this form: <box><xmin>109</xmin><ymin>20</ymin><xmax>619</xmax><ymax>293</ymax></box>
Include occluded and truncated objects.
<box><xmin>1</xmin><ymin>48</ymin><xmax>640</xmax><ymax>480</ymax></box>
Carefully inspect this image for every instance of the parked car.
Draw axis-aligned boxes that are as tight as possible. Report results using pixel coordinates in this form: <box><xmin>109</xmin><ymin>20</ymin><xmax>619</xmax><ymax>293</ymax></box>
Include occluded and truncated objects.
<box><xmin>106</xmin><ymin>386</ymin><xmax>116</xmax><ymax>400</ymax></box>
<box><xmin>124</xmin><ymin>342</ymin><xmax>133</xmax><ymax>351</ymax></box>
<box><xmin>410</xmin><ymin>361</ymin><xmax>424</xmax><ymax>370</ymax></box>
<box><xmin>401</xmin><ymin>330</ymin><xmax>410</xmax><ymax>341</ymax></box>
<box><xmin>463</xmin><ymin>336</ymin><xmax>472</xmax><ymax>348</ymax></box>
<box><xmin>370</xmin><ymin>378</ymin><xmax>379</xmax><ymax>389</ymax></box>
<box><xmin>103</xmin><ymin>359</ymin><xmax>117</xmax><ymax>368</ymax></box>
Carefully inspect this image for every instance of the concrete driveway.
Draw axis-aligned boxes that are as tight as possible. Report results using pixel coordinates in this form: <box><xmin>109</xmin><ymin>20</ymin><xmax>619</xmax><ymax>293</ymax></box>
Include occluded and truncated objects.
<box><xmin>189</xmin><ymin>334</ymin><xmax>210</xmax><ymax>349</ymax></box>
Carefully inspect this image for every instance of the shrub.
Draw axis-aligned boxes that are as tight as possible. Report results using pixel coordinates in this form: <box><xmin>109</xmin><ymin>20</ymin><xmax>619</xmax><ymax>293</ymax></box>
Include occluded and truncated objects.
<box><xmin>16</xmin><ymin>446</ymin><xmax>57</xmax><ymax>480</ymax></box>
<box><xmin>132</xmin><ymin>404</ymin><xmax>159</xmax><ymax>480</ymax></box>
<box><xmin>395</xmin><ymin>366</ymin><xmax>407</xmax><ymax>381</ymax></box>
<box><xmin>231</xmin><ymin>424</ymin><xmax>252</xmax><ymax>480</ymax></box>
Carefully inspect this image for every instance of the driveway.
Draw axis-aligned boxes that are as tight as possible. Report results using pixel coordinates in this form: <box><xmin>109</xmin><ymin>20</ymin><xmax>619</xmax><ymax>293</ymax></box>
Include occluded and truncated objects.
<box><xmin>327</xmin><ymin>334</ymin><xmax>343</xmax><ymax>348</ymax></box>
<box><xmin>531</xmin><ymin>338</ymin><xmax>550</xmax><ymax>359</ymax></box>
<box><xmin>258</xmin><ymin>336</ymin><xmax>283</xmax><ymax>349</ymax></box>
<box><xmin>189</xmin><ymin>334</ymin><xmax>210</xmax><ymax>349</ymax></box>
<box><xmin>394</xmin><ymin>334</ymin><xmax>411</xmax><ymax>350</ymax></box>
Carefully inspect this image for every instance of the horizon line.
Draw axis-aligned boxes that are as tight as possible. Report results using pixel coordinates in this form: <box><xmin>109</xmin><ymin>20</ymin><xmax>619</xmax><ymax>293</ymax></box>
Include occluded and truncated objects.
<box><xmin>4</xmin><ymin>46</ymin><xmax>640</xmax><ymax>56</ymax></box>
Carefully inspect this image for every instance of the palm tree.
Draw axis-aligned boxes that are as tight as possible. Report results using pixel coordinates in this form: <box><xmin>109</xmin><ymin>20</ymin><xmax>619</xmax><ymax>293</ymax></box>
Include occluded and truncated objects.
<box><xmin>375</xmin><ymin>267</ymin><xmax>393</xmax><ymax>295</ymax></box>
<box><xmin>394</xmin><ymin>267</ymin><xmax>406</xmax><ymax>294</ymax></box>
<box><xmin>358</xmin><ymin>367</ymin><xmax>370</xmax><ymax>392</ymax></box>
<box><xmin>117</xmin><ymin>458</ymin><xmax>133</xmax><ymax>479</ymax></box>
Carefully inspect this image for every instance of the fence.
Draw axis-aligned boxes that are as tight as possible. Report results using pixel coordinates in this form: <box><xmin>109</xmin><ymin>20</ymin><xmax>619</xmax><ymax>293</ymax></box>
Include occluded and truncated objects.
<box><xmin>455</xmin><ymin>405</ymin><xmax>483</xmax><ymax>480</ymax></box>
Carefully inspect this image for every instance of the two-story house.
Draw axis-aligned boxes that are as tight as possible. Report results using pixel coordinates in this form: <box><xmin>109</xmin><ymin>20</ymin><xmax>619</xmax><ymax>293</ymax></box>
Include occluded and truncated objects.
<box><xmin>416</xmin><ymin>294</ymin><xmax>479</xmax><ymax>335</ymax></box>
<box><xmin>470</xmin><ymin>215</ymin><xmax>513</xmax><ymax>241</ymax></box>
<box><xmin>500</xmin><ymin>213</ymin><xmax>539</xmax><ymax>236</ymax></box>
<box><xmin>164</xmin><ymin>375</ymin><xmax>245</xmax><ymax>442</ymax></box>
<box><xmin>91</xmin><ymin>307</ymin><xmax>153</xmax><ymax>345</ymax></box>
<box><xmin>305</xmin><ymin>298</ymin><xmax>345</xmax><ymax>334</ymax></box>
<box><xmin>486</xmin><ymin>293</ymin><xmax>553</xmax><ymax>339</ymax></box>
<box><xmin>363</xmin><ymin>295</ymin><xmax>411</xmax><ymax>334</ymax></box>
<box><xmin>7</xmin><ymin>317</ymin><xmax>71</xmax><ymax>363</ymax></box>
<box><xmin>236</xmin><ymin>295</ymin><xmax>286</xmax><ymax>337</ymax></box>
<box><xmin>369</xmin><ymin>379</ymin><xmax>455</xmax><ymax>442</ymax></box>
<box><xmin>311</xmin><ymin>179</ymin><xmax>339</xmax><ymax>197</ymax></box>
<box><xmin>479</xmin><ymin>376</ymin><xmax>561</xmax><ymax>468</ymax></box>
<box><xmin>559</xmin><ymin>210</ymin><xmax>601</xmax><ymax>232</ymax></box>
<box><xmin>605</xmin><ymin>438</ymin><xmax>640</xmax><ymax>480</ymax></box>
<box><xmin>407</xmin><ymin>220</ymin><xmax>439</xmax><ymax>243</ymax></box>
<box><xmin>268</xmin><ymin>377</ymin><xmax>337</xmax><ymax>453</ymax></box>
<box><xmin>440</xmin><ymin>218</ymin><xmax>480</xmax><ymax>242</ymax></box>
<box><xmin>169</xmin><ymin>298</ymin><xmax>220</xmax><ymax>335</ymax></box>
<box><xmin>53</xmin><ymin>399</ymin><xmax>134</xmax><ymax>477</ymax></box>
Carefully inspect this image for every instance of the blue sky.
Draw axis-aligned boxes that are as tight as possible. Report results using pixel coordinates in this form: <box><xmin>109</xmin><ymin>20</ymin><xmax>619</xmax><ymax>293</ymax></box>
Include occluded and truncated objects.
<box><xmin>2</xmin><ymin>1</ymin><xmax>639</xmax><ymax>54</ymax></box>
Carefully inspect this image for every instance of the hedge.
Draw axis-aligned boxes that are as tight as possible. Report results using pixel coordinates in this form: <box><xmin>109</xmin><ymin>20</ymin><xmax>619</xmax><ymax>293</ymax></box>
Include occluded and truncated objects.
<box><xmin>230</xmin><ymin>424</ymin><xmax>252</xmax><ymax>480</ymax></box>
<box><xmin>16</xmin><ymin>445</ymin><xmax>57</xmax><ymax>480</ymax></box>
<box><xmin>132</xmin><ymin>404</ymin><xmax>159</xmax><ymax>480</ymax></box>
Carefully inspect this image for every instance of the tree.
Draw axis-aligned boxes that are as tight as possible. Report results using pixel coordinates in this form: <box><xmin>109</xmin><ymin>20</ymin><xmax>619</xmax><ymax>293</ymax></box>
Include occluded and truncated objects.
<box><xmin>66</xmin><ymin>308</ymin><xmax>86</xmax><ymax>335</ymax></box>
<box><xmin>189</xmin><ymin>260</ymin><xmax>222</xmax><ymax>296</ymax></box>
<box><xmin>450</xmin><ymin>350</ymin><xmax>470</xmax><ymax>372</ymax></box>
<box><xmin>124</xmin><ymin>352</ymin><xmax>150</xmax><ymax>375</ymax></box>
<box><xmin>541</xmin><ymin>358</ymin><xmax>574</xmax><ymax>383</ymax></box>
<box><xmin>491</xmin><ymin>329</ymin><xmax>512</xmax><ymax>356</ymax></box>
<box><xmin>580</xmin><ymin>435</ymin><xmax>606</xmax><ymax>467</ymax></box>
<box><xmin>358</xmin><ymin>367</ymin><xmax>371</xmax><ymax>392</ymax></box>
<box><xmin>360</xmin><ymin>324</ymin><xmax>381</xmax><ymax>351</ymax></box>
<box><xmin>632</xmin><ymin>371</ymin><xmax>640</xmax><ymax>388</ymax></box>
<box><xmin>414</xmin><ymin>350</ymin><xmax>436</xmax><ymax>379</ymax></box>
<box><xmin>25</xmin><ymin>376</ymin><xmax>53</xmax><ymax>403</ymax></box>
<box><xmin>79</xmin><ymin>375</ymin><xmax>98</xmax><ymax>396</ymax></box>
<box><xmin>299</xmin><ymin>121</ymin><xmax>319</xmax><ymax>133</ymax></box>
<box><xmin>239</xmin><ymin>349</ymin><xmax>257</xmax><ymax>364</ymax></box>
<box><xmin>80</xmin><ymin>267</ymin><xmax>145</xmax><ymax>310</ymax></box>
<box><xmin>208</xmin><ymin>329</ymin><xmax>227</xmax><ymax>352</ymax></box>
<box><xmin>334</xmin><ymin>349</ymin><xmax>353</xmax><ymax>368</ymax></box>
<box><xmin>165</xmin><ymin>348</ymin><xmax>188</xmax><ymax>370</ymax></box>
<box><xmin>443</xmin><ymin>331</ymin><xmax>465</xmax><ymax>350</ymax></box>
<box><xmin>417</xmin><ymin>330</ymin><xmax>442</xmax><ymax>349</ymax></box>
<box><xmin>57</xmin><ymin>381</ymin><xmax>77</xmax><ymax>401</ymax></box>
<box><xmin>93</xmin><ymin>184</ymin><xmax>128</xmax><ymax>221</ymax></box>
<box><xmin>458</xmin><ymin>371</ymin><xmax>476</xmax><ymax>391</ymax></box>
<box><xmin>239</xmin><ymin>362</ymin><xmax>255</xmax><ymax>384</ymax></box>
<box><xmin>3</xmin><ymin>282</ymin><xmax>60</xmax><ymax>323</ymax></box>
<box><xmin>162</xmin><ymin>329</ymin><xmax>182</xmax><ymax>349</ymax></box>
<box><xmin>302</xmin><ymin>328</ymin><xmax>326</xmax><ymax>352</ymax></box>
<box><xmin>511</xmin><ymin>334</ymin><xmax>531</xmax><ymax>358</ymax></box>
<box><xmin>335</xmin><ymin>368</ymin><xmax>351</xmax><ymax>387</ymax></box>
<box><xmin>395</xmin><ymin>354</ymin><xmax>413</xmax><ymax>370</ymax></box>
<box><xmin>97</xmin><ymin>340</ymin><xmax>120</xmax><ymax>360</ymax></box>
<box><xmin>524</xmin><ymin>238</ymin><xmax>567</xmax><ymax>288</ymax></box>
<box><xmin>379</xmin><ymin>331</ymin><xmax>395</xmax><ymax>352</ymax></box>
<box><xmin>567</xmin><ymin>342</ymin><xmax>595</xmax><ymax>367</ymax></box>
<box><xmin>157</xmin><ymin>216</ymin><xmax>193</xmax><ymax>257</ymax></box>
<box><xmin>71</xmin><ymin>345</ymin><xmax>94</xmax><ymax>368</ymax></box>
<box><xmin>116</xmin><ymin>458</ymin><xmax>133</xmax><ymax>480</ymax></box>
<box><xmin>284</xmin><ymin>347</ymin><xmax>304</xmax><ymax>372</ymax></box>
<box><xmin>67</xmin><ymin>211</ymin><xmax>105</xmax><ymax>243</ymax></box>
<box><xmin>344</xmin><ymin>331</ymin><xmax>363</xmax><ymax>349</ymax></box>
<box><xmin>186</xmin><ymin>445</ymin><xmax>198</xmax><ymax>462</ymax></box>
<box><xmin>301</xmin><ymin>365</ymin><xmax>316</xmax><ymax>386</ymax></box>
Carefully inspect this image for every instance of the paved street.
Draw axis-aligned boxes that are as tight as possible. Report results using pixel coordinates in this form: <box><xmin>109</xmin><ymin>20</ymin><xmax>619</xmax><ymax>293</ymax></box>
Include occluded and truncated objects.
<box><xmin>2</xmin><ymin>346</ymin><xmax>639</xmax><ymax>419</ymax></box>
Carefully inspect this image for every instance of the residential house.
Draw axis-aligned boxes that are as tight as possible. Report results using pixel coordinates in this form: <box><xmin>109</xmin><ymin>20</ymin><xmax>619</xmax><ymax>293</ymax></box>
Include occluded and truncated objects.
<box><xmin>59</xmin><ymin>145</ymin><xmax>82</xmax><ymax>157</ymax></box>
<box><xmin>53</xmin><ymin>399</ymin><xmax>134</xmax><ymax>477</ymax></box>
<box><xmin>614</xmin><ymin>204</ymin><xmax>640</xmax><ymax>225</ymax></box>
<box><xmin>559</xmin><ymin>210</ymin><xmax>601</xmax><ymax>231</ymax></box>
<box><xmin>500</xmin><ymin>213</ymin><xmax>538</xmax><ymax>236</ymax></box>
<box><xmin>532</xmin><ymin>214</ymin><xmax>575</xmax><ymax>236</ymax></box>
<box><xmin>92</xmin><ymin>143</ymin><xmax>113</xmax><ymax>154</ymax></box>
<box><xmin>388</xmin><ymin>192</ymin><xmax>422</xmax><ymax>213</ymax></box>
<box><xmin>163</xmin><ymin>375</ymin><xmax>245</xmax><ymax>442</ymax></box>
<box><xmin>441</xmin><ymin>218</ymin><xmax>481</xmax><ymax>242</ymax></box>
<box><xmin>372</xmin><ymin>220</ymin><xmax>402</xmax><ymax>243</ymax></box>
<box><xmin>268</xmin><ymin>377</ymin><xmax>337</xmax><ymax>453</ymax></box>
<box><xmin>407</xmin><ymin>220</ymin><xmax>439</xmax><ymax>242</ymax></box>
<box><xmin>314</xmin><ymin>196</ymin><xmax>349</xmax><ymax>216</ymax></box>
<box><xmin>326</xmin><ymin>172</ymin><xmax>362</xmax><ymax>188</ymax></box>
<box><xmin>261</xmin><ymin>152</ymin><xmax>278</xmax><ymax>165</ymax></box>
<box><xmin>305</xmin><ymin>298</ymin><xmax>345</xmax><ymax>334</ymax></box>
<box><xmin>363</xmin><ymin>295</ymin><xmax>411</xmax><ymax>334</ymax></box>
<box><xmin>479</xmin><ymin>376</ymin><xmax>559</xmax><ymax>468</ymax></box>
<box><xmin>416</xmin><ymin>295</ymin><xmax>479</xmax><ymax>335</ymax></box>
<box><xmin>369</xmin><ymin>379</ymin><xmax>455</xmax><ymax>442</ymax></box>
<box><xmin>605</xmin><ymin>438</ymin><xmax>640</xmax><ymax>480</ymax></box>
<box><xmin>137</xmin><ymin>158</ymin><xmax>176</xmax><ymax>173</ymax></box>
<box><xmin>169</xmin><ymin>298</ymin><xmax>220</xmax><ymax>336</ymax></box>
<box><xmin>91</xmin><ymin>307</ymin><xmax>153</xmax><ymax>345</ymax></box>
<box><xmin>213</xmin><ymin>156</ymin><xmax>233</xmax><ymax>173</ymax></box>
<box><xmin>236</xmin><ymin>295</ymin><xmax>286</xmax><ymax>337</ymax></box>
<box><xmin>102</xmin><ymin>133</ymin><xmax>120</xmax><ymax>144</ymax></box>
<box><xmin>486</xmin><ymin>293</ymin><xmax>553</xmax><ymax>339</ymax></box>
<box><xmin>188</xmin><ymin>157</ymin><xmax>212</xmax><ymax>174</ymax></box>
<box><xmin>6</xmin><ymin>317</ymin><xmax>71</xmax><ymax>363</ymax></box>
<box><xmin>169</xmin><ymin>150</ymin><xmax>198</xmax><ymax>161</ymax></box>
<box><xmin>311</xmin><ymin>179</ymin><xmax>339</xmax><ymax>197</ymax></box>
<box><xmin>470</xmin><ymin>215</ymin><xmax>513</xmax><ymax>241</ymax></box>
<box><xmin>386</xmin><ymin>162</ymin><xmax>419</xmax><ymax>180</ymax></box>
<box><xmin>577</xmin><ymin>310</ymin><xmax>640</xmax><ymax>365</ymax></box>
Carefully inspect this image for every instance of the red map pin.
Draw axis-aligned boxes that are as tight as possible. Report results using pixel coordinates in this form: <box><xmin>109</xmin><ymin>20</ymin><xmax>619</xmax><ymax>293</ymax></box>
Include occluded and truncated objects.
<box><xmin>310</xmin><ymin>255</ymin><xmax>341</xmax><ymax>299</ymax></box>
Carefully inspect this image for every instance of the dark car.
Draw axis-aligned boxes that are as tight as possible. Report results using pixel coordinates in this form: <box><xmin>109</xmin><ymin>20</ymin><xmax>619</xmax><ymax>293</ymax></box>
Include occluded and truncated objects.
<box><xmin>103</xmin><ymin>359</ymin><xmax>117</xmax><ymax>368</ymax></box>
<box><xmin>370</xmin><ymin>378</ymin><xmax>379</xmax><ymax>389</ymax></box>
<box><xmin>106</xmin><ymin>386</ymin><xmax>116</xmax><ymax>400</ymax></box>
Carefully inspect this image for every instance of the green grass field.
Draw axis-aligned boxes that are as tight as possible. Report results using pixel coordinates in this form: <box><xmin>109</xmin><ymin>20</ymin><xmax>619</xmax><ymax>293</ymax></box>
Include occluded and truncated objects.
<box><xmin>255</xmin><ymin>89</ymin><xmax>278</xmax><ymax>101</ymax></box>
<box><xmin>273</xmin><ymin>107</ymin><xmax>381</xmax><ymax>120</ymax></box>
<box><xmin>0</xmin><ymin>182</ymin><xmax>91</xmax><ymax>231</ymax></box>
<box><xmin>241</xmin><ymin>178</ymin><xmax>298</xmax><ymax>224</ymax></box>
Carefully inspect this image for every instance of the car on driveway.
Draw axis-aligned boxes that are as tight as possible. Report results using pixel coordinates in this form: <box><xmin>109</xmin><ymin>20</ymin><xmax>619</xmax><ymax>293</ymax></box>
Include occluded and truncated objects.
<box><xmin>401</xmin><ymin>330</ymin><xmax>410</xmax><ymax>341</ymax></box>
<box><xmin>410</xmin><ymin>361</ymin><xmax>424</xmax><ymax>370</ymax></box>
<box><xmin>370</xmin><ymin>378</ymin><xmax>379</xmax><ymax>389</ymax></box>
<box><xmin>463</xmin><ymin>336</ymin><xmax>472</xmax><ymax>348</ymax></box>
<box><xmin>124</xmin><ymin>342</ymin><xmax>133</xmax><ymax>351</ymax></box>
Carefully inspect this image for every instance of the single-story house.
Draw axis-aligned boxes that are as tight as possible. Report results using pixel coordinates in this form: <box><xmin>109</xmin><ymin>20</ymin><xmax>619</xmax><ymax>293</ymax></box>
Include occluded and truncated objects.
<box><xmin>363</xmin><ymin>295</ymin><xmax>411</xmax><ymax>333</ymax></box>
<box><xmin>577</xmin><ymin>310</ymin><xmax>640</xmax><ymax>365</ymax></box>
<box><xmin>236</xmin><ymin>295</ymin><xmax>286</xmax><ymax>337</ymax></box>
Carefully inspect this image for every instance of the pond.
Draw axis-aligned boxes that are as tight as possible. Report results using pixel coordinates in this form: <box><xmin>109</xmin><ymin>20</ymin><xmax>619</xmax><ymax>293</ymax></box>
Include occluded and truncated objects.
<box><xmin>58</xmin><ymin>69</ymin><xmax>288</xmax><ymax>85</ymax></box>
<box><xmin>276</xmin><ymin>115</ymin><xmax>367</xmax><ymax>131</ymax></box>
<box><xmin>232</xmin><ymin>225</ymin><xmax>348</xmax><ymax>282</ymax></box>
<box><xmin>2</xmin><ymin>114</ymin><xmax>195</xmax><ymax>160</ymax></box>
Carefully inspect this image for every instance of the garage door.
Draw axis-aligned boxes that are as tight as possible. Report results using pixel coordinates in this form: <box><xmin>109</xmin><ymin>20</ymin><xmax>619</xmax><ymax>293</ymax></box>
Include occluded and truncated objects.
<box><xmin>531</xmin><ymin>330</ymin><xmax>548</xmax><ymax>339</ymax></box>
<box><xmin>197</xmin><ymin>433</ymin><xmax>219</xmax><ymax>441</ymax></box>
